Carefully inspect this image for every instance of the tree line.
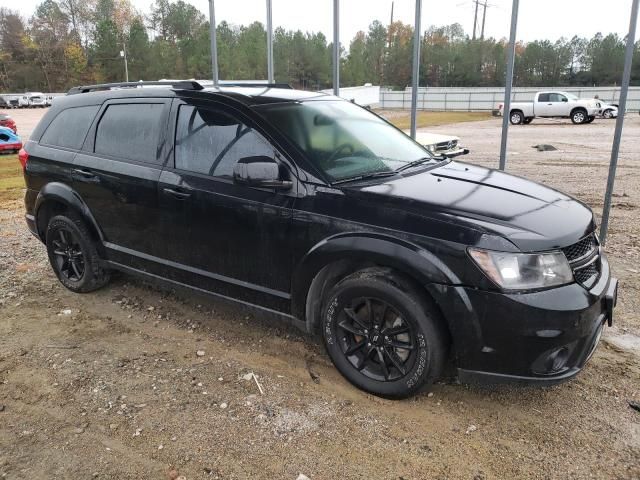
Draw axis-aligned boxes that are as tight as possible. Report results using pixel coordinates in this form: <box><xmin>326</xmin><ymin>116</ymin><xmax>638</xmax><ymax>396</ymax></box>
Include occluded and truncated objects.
<box><xmin>1</xmin><ymin>0</ymin><xmax>639</xmax><ymax>93</ymax></box>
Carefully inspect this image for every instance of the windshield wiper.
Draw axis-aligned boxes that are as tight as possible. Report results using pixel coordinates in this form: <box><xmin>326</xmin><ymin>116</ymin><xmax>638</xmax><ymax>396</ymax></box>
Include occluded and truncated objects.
<box><xmin>332</xmin><ymin>171</ymin><xmax>397</xmax><ymax>185</ymax></box>
<box><xmin>395</xmin><ymin>156</ymin><xmax>442</xmax><ymax>172</ymax></box>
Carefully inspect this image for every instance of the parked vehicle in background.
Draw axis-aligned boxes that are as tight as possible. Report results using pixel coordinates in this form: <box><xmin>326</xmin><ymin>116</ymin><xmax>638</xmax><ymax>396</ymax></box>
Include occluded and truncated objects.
<box><xmin>26</xmin><ymin>92</ymin><xmax>47</xmax><ymax>108</ymax></box>
<box><xmin>509</xmin><ymin>92</ymin><xmax>602</xmax><ymax>125</ymax></box>
<box><xmin>0</xmin><ymin>126</ymin><xmax>22</xmax><ymax>153</ymax></box>
<box><xmin>18</xmin><ymin>95</ymin><xmax>30</xmax><ymax>108</ymax></box>
<box><xmin>598</xmin><ymin>101</ymin><xmax>618</xmax><ymax>119</ymax></box>
<box><xmin>20</xmin><ymin>81</ymin><xmax>618</xmax><ymax>398</ymax></box>
<box><xmin>0</xmin><ymin>96</ymin><xmax>16</xmax><ymax>109</ymax></box>
<box><xmin>0</xmin><ymin>113</ymin><xmax>17</xmax><ymax>133</ymax></box>
<box><xmin>414</xmin><ymin>132</ymin><xmax>469</xmax><ymax>158</ymax></box>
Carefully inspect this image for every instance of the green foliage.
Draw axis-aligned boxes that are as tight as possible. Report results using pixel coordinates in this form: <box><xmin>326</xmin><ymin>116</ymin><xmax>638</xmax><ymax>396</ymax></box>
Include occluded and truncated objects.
<box><xmin>0</xmin><ymin>1</ymin><xmax>639</xmax><ymax>92</ymax></box>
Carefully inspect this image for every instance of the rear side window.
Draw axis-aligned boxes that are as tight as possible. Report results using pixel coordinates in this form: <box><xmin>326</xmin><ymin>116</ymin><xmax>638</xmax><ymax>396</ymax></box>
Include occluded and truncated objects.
<box><xmin>538</xmin><ymin>93</ymin><xmax>549</xmax><ymax>102</ymax></box>
<box><xmin>95</xmin><ymin>103</ymin><xmax>164</xmax><ymax>164</ymax></box>
<box><xmin>175</xmin><ymin>105</ymin><xmax>272</xmax><ymax>177</ymax></box>
<box><xmin>40</xmin><ymin>105</ymin><xmax>99</xmax><ymax>149</ymax></box>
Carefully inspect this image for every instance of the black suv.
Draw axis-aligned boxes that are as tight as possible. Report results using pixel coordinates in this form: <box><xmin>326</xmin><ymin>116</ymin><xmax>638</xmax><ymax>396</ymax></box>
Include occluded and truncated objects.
<box><xmin>21</xmin><ymin>81</ymin><xmax>618</xmax><ymax>398</ymax></box>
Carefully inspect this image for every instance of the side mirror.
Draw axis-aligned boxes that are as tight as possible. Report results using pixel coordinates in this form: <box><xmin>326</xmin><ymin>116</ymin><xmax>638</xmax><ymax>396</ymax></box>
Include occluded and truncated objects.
<box><xmin>562</xmin><ymin>97</ymin><xmax>568</xmax><ymax>102</ymax></box>
<box><xmin>233</xmin><ymin>156</ymin><xmax>292</xmax><ymax>190</ymax></box>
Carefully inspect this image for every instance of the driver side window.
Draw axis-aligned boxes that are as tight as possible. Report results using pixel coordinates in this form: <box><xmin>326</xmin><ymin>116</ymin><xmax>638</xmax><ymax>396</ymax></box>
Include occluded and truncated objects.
<box><xmin>175</xmin><ymin>105</ymin><xmax>274</xmax><ymax>177</ymax></box>
<box><xmin>548</xmin><ymin>93</ymin><xmax>566</xmax><ymax>103</ymax></box>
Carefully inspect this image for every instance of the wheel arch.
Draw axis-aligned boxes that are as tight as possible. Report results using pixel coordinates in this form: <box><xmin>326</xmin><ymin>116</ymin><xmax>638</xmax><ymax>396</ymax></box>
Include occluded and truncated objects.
<box><xmin>291</xmin><ymin>232</ymin><xmax>460</xmax><ymax>336</ymax></box>
<box><xmin>34</xmin><ymin>182</ymin><xmax>104</xmax><ymax>248</ymax></box>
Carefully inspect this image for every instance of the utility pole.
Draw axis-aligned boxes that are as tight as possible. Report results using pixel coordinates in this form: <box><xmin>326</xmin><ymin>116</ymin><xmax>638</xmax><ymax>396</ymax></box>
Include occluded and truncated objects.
<box><xmin>410</xmin><ymin>0</ymin><xmax>422</xmax><ymax>139</ymax></box>
<box><xmin>498</xmin><ymin>0</ymin><xmax>519</xmax><ymax>171</ymax></box>
<box><xmin>120</xmin><ymin>44</ymin><xmax>129</xmax><ymax>82</ymax></box>
<box><xmin>480</xmin><ymin>1</ymin><xmax>487</xmax><ymax>40</ymax></box>
<box><xmin>208</xmin><ymin>0</ymin><xmax>219</xmax><ymax>86</ymax></box>
<box><xmin>472</xmin><ymin>0</ymin><xmax>479</xmax><ymax>40</ymax></box>
<box><xmin>332</xmin><ymin>0</ymin><xmax>339</xmax><ymax>96</ymax></box>
<box><xmin>266</xmin><ymin>0</ymin><xmax>274</xmax><ymax>83</ymax></box>
<box><xmin>381</xmin><ymin>0</ymin><xmax>394</xmax><ymax>86</ymax></box>
<box><xmin>600</xmin><ymin>0</ymin><xmax>639</xmax><ymax>245</ymax></box>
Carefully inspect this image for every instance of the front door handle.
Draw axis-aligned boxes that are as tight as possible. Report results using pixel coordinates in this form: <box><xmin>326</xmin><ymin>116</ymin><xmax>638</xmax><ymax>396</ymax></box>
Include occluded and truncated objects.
<box><xmin>163</xmin><ymin>187</ymin><xmax>192</xmax><ymax>199</ymax></box>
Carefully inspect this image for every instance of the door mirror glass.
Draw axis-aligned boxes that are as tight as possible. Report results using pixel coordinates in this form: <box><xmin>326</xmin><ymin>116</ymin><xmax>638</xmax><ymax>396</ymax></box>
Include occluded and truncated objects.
<box><xmin>233</xmin><ymin>156</ymin><xmax>292</xmax><ymax>190</ymax></box>
<box><xmin>561</xmin><ymin>97</ymin><xmax>568</xmax><ymax>102</ymax></box>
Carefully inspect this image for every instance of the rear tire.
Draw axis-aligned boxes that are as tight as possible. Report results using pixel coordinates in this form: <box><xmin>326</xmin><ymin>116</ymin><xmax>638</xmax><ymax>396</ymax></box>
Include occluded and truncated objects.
<box><xmin>571</xmin><ymin>108</ymin><xmax>587</xmax><ymax>124</ymax></box>
<box><xmin>321</xmin><ymin>268</ymin><xmax>448</xmax><ymax>399</ymax></box>
<box><xmin>509</xmin><ymin>110</ymin><xmax>524</xmax><ymax>125</ymax></box>
<box><xmin>46</xmin><ymin>214</ymin><xmax>110</xmax><ymax>293</ymax></box>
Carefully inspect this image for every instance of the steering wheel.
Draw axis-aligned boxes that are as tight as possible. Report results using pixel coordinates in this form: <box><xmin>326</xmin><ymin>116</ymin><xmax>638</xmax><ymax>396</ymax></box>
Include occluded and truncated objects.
<box><xmin>327</xmin><ymin>143</ymin><xmax>355</xmax><ymax>163</ymax></box>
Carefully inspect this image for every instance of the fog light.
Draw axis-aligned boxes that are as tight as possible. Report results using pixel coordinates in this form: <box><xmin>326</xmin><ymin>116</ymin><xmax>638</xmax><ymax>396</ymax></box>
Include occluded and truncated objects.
<box><xmin>545</xmin><ymin>347</ymin><xmax>569</xmax><ymax>373</ymax></box>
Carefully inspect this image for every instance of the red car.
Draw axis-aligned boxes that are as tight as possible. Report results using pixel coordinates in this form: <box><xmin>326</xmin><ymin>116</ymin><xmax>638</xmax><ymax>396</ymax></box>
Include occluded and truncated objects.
<box><xmin>0</xmin><ymin>113</ymin><xmax>17</xmax><ymax>133</ymax></box>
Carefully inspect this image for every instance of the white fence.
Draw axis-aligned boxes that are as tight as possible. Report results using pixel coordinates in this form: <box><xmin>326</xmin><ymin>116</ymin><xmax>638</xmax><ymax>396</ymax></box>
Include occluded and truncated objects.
<box><xmin>322</xmin><ymin>85</ymin><xmax>381</xmax><ymax>107</ymax></box>
<box><xmin>379</xmin><ymin>86</ymin><xmax>640</xmax><ymax>111</ymax></box>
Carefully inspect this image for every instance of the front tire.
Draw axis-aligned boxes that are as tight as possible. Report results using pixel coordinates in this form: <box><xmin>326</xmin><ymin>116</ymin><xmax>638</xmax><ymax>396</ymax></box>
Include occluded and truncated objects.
<box><xmin>321</xmin><ymin>269</ymin><xmax>448</xmax><ymax>399</ymax></box>
<box><xmin>46</xmin><ymin>214</ymin><xmax>110</xmax><ymax>293</ymax></box>
<box><xmin>571</xmin><ymin>108</ymin><xmax>587</xmax><ymax>124</ymax></box>
<box><xmin>603</xmin><ymin>109</ymin><xmax>613</xmax><ymax>119</ymax></box>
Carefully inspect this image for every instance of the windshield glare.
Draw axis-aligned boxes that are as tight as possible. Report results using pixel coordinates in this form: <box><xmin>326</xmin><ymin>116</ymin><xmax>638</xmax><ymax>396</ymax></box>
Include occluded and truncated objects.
<box><xmin>257</xmin><ymin>100</ymin><xmax>434</xmax><ymax>182</ymax></box>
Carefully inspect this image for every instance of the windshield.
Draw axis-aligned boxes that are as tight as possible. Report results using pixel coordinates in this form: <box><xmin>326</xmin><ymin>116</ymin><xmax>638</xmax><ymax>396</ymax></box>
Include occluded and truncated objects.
<box><xmin>257</xmin><ymin>100</ymin><xmax>435</xmax><ymax>182</ymax></box>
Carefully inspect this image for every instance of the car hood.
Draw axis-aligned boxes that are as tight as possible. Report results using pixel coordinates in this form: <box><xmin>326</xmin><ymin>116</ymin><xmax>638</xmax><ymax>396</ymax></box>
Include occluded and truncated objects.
<box><xmin>351</xmin><ymin>161</ymin><xmax>595</xmax><ymax>252</ymax></box>
<box><xmin>413</xmin><ymin>132</ymin><xmax>459</xmax><ymax>145</ymax></box>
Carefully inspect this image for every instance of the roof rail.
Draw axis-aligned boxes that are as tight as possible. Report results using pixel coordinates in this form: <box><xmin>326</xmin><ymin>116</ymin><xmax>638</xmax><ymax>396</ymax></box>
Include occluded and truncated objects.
<box><xmin>216</xmin><ymin>82</ymin><xmax>293</xmax><ymax>89</ymax></box>
<box><xmin>67</xmin><ymin>80</ymin><xmax>204</xmax><ymax>95</ymax></box>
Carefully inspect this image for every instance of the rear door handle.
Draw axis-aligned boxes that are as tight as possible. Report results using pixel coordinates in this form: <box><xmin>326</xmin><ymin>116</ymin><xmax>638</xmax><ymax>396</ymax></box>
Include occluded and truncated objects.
<box><xmin>73</xmin><ymin>168</ymin><xmax>98</xmax><ymax>179</ymax></box>
<box><xmin>163</xmin><ymin>187</ymin><xmax>192</xmax><ymax>199</ymax></box>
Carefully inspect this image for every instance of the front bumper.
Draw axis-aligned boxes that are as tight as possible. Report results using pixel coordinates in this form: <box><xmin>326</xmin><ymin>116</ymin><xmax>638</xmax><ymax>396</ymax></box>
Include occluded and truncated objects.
<box><xmin>431</xmin><ymin>253</ymin><xmax>617</xmax><ymax>385</ymax></box>
<box><xmin>442</xmin><ymin>147</ymin><xmax>469</xmax><ymax>158</ymax></box>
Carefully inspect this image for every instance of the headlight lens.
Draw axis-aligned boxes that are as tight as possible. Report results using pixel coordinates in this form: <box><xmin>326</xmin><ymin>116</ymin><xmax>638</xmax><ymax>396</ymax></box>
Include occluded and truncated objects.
<box><xmin>468</xmin><ymin>248</ymin><xmax>573</xmax><ymax>290</ymax></box>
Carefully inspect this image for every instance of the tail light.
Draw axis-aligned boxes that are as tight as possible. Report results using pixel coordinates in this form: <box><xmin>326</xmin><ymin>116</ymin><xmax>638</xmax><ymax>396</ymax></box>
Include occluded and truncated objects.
<box><xmin>18</xmin><ymin>148</ymin><xmax>29</xmax><ymax>171</ymax></box>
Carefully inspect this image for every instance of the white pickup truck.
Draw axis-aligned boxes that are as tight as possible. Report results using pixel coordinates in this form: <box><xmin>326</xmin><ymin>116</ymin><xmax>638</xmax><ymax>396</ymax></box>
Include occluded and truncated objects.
<box><xmin>509</xmin><ymin>91</ymin><xmax>602</xmax><ymax>125</ymax></box>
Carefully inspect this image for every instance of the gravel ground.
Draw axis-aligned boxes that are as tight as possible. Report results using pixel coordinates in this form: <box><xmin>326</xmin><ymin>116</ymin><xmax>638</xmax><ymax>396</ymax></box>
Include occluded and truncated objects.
<box><xmin>0</xmin><ymin>109</ymin><xmax>639</xmax><ymax>480</ymax></box>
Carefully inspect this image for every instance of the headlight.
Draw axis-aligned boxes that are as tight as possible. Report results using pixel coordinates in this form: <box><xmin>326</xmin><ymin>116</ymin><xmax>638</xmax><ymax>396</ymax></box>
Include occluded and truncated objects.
<box><xmin>468</xmin><ymin>248</ymin><xmax>573</xmax><ymax>290</ymax></box>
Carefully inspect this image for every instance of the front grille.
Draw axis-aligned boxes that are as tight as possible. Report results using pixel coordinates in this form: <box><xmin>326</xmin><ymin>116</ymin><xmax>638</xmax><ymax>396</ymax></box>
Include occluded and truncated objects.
<box><xmin>574</xmin><ymin>262</ymin><xmax>599</xmax><ymax>284</ymax></box>
<box><xmin>435</xmin><ymin>140</ymin><xmax>458</xmax><ymax>151</ymax></box>
<box><xmin>562</xmin><ymin>235</ymin><xmax>597</xmax><ymax>263</ymax></box>
<box><xmin>562</xmin><ymin>234</ymin><xmax>601</xmax><ymax>288</ymax></box>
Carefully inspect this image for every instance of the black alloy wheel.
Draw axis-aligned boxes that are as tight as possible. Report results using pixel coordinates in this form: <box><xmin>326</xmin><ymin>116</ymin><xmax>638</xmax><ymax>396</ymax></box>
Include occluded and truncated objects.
<box><xmin>46</xmin><ymin>214</ymin><xmax>110</xmax><ymax>292</ymax></box>
<box><xmin>322</xmin><ymin>269</ymin><xmax>448</xmax><ymax>398</ymax></box>
<box><xmin>337</xmin><ymin>297</ymin><xmax>416</xmax><ymax>382</ymax></box>
<box><xmin>51</xmin><ymin>227</ymin><xmax>86</xmax><ymax>282</ymax></box>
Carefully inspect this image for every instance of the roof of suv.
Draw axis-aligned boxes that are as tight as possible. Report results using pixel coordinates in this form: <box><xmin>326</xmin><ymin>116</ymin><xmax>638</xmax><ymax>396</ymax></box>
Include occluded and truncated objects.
<box><xmin>59</xmin><ymin>84</ymin><xmax>334</xmax><ymax>109</ymax></box>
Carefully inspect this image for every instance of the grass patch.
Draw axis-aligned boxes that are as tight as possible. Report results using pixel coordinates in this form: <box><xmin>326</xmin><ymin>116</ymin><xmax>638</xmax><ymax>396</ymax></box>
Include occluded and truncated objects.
<box><xmin>379</xmin><ymin>110</ymin><xmax>492</xmax><ymax>130</ymax></box>
<box><xmin>0</xmin><ymin>153</ymin><xmax>25</xmax><ymax>202</ymax></box>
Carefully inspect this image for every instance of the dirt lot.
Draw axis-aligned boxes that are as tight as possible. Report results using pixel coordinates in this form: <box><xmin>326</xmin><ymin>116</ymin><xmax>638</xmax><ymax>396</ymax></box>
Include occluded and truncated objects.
<box><xmin>1</xmin><ymin>108</ymin><xmax>639</xmax><ymax>480</ymax></box>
